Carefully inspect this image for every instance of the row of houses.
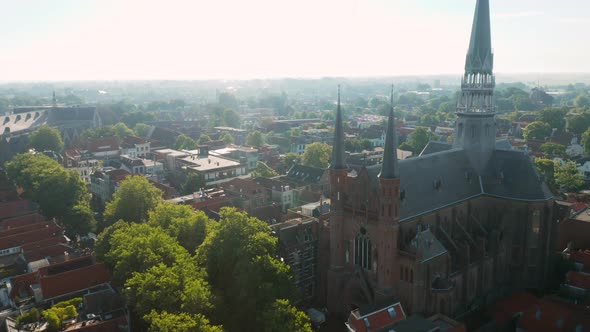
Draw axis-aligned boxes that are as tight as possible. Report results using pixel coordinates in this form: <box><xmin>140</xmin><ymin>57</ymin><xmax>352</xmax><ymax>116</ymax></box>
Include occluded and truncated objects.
<box><xmin>0</xmin><ymin>173</ymin><xmax>129</xmax><ymax>331</ymax></box>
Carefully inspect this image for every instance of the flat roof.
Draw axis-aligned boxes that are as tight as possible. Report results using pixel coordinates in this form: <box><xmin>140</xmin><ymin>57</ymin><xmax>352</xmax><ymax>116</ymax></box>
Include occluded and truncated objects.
<box><xmin>154</xmin><ymin>148</ymin><xmax>189</xmax><ymax>157</ymax></box>
<box><xmin>180</xmin><ymin>154</ymin><xmax>241</xmax><ymax>172</ymax></box>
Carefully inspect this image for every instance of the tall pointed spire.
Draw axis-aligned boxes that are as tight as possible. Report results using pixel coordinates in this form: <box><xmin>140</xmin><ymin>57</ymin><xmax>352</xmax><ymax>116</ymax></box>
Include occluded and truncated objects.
<box><xmin>330</xmin><ymin>85</ymin><xmax>345</xmax><ymax>170</ymax></box>
<box><xmin>465</xmin><ymin>0</ymin><xmax>493</xmax><ymax>74</ymax></box>
<box><xmin>379</xmin><ymin>85</ymin><xmax>399</xmax><ymax>179</ymax></box>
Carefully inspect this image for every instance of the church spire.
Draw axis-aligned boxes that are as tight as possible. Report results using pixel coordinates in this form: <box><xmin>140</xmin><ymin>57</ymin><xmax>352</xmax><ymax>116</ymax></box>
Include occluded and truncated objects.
<box><xmin>330</xmin><ymin>85</ymin><xmax>345</xmax><ymax>170</ymax></box>
<box><xmin>465</xmin><ymin>0</ymin><xmax>493</xmax><ymax>74</ymax></box>
<box><xmin>379</xmin><ymin>85</ymin><xmax>399</xmax><ymax>179</ymax></box>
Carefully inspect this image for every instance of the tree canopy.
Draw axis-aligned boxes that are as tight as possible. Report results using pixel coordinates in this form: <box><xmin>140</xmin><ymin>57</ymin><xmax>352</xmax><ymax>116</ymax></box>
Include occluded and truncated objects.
<box><xmin>555</xmin><ymin>161</ymin><xmax>585</xmax><ymax>192</ymax></box>
<box><xmin>252</xmin><ymin>161</ymin><xmax>279</xmax><ymax>178</ymax></box>
<box><xmin>145</xmin><ymin>311</ymin><xmax>222</xmax><ymax>332</ymax></box>
<box><xmin>523</xmin><ymin>121</ymin><xmax>551</xmax><ymax>141</ymax></box>
<box><xmin>28</xmin><ymin>125</ymin><xmax>64</xmax><ymax>152</ymax></box>
<box><xmin>302</xmin><ymin>142</ymin><xmax>331</xmax><ymax>169</ymax></box>
<box><xmin>582</xmin><ymin>127</ymin><xmax>590</xmax><ymax>155</ymax></box>
<box><xmin>175</xmin><ymin>134</ymin><xmax>199</xmax><ymax>150</ymax></box>
<box><xmin>134</xmin><ymin>123</ymin><xmax>152</xmax><ymax>137</ymax></box>
<box><xmin>104</xmin><ymin>175</ymin><xmax>163</xmax><ymax>224</ymax></box>
<box><xmin>5</xmin><ymin>153</ymin><xmax>94</xmax><ymax>235</ymax></box>
<box><xmin>148</xmin><ymin>202</ymin><xmax>213</xmax><ymax>253</ymax></box>
<box><xmin>404</xmin><ymin>127</ymin><xmax>438</xmax><ymax>154</ymax></box>
<box><xmin>261</xmin><ymin>299</ymin><xmax>313</xmax><ymax>332</ymax></box>
<box><xmin>540</xmin><ymin>142</ymin><xmax>566</xmax><ymax>157</ymax></box>
<box><xmin>196</xmin><ymin>208</ymin><xmax>295</xmax><ymax>331</ymax></box>
<box><xmin>246</xmin><ymin>130</ymin><xmax>265</xmax><ymax>147</ymax></box>
<box><xmin>538</xmin><ymin>108</ymin><xmax>567</xmax><ymax>131</ymax></box>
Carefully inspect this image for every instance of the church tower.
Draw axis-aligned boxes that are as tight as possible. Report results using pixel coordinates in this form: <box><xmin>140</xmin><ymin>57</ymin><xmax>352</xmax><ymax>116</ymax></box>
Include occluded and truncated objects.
<box><xmin>376</xmin><ymin>86</ymin><xmax>401</xmax><ymax>289</ymax></box>
<box><xmin>329</xmin><ymin>85</ymin><xmax>347</xmax><ymax>270</ymax></box>
<box><xmin>453</xmin><ymin>0</ymin><xmax>496</xmax><ymax>171</ymax></box>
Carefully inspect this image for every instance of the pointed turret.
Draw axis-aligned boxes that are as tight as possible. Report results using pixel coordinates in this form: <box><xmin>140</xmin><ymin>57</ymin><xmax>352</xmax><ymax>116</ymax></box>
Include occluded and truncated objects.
<box><xmin>379</xmin><ymin>85</ymin><xmax>399</xmax><ymax>179</ymax></box>
<box><xmin>330</xmin><ymin>85</ymin><xmax>345</xmax><ymax>170</ymax></box>
<box><xmin>465</xmin><ymin>0</ymin><xmax>493</xmax><ymax>74</ymax></box>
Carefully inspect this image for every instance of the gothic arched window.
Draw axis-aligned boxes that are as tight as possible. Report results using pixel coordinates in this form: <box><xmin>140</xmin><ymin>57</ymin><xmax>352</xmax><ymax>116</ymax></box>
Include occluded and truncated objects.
<box><xmin>355</xmin><ymin>233</ymin><xmax>372</xmax><ymax>270</ymax></box>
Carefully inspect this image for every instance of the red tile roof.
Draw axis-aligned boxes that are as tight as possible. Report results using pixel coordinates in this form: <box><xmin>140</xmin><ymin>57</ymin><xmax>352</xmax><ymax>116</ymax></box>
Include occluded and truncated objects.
<box><xmin>348</xmin><ymin>303</ymin><xmax>406</xmax><ymax>332</ymax></box>
<box><xmin>489</xmin><ymin>291</ymin><xmax>539</xmax><ymax>326</ymax></box>
<box><xmin>0</xmin><ymin>222</ymin><xmax>63</xmax><ymax>250</ymax></box>
<box><xmin>0</xmin><ymin>213</ymin><xmax>45</xmax><ymax>230</ymax></box>
<box><xmin>40</xmin><ymin>263</ymin><xmax>111</xmax><ymax>299</ymax></box>
<box><xmin>567</xmin><ymin>271</ymin><xmax>590</xmax><ymax>290</ymax></box>
<box><xmin>0</xmin><ymin>220</ymin><xmax>54</xmax><ymax>237</ymax></box>
<box><xmin>24</xmin><ymin>244</ymin><xmax>74</xmax><ymax>262</ymax></box>
<box><xmin>0</xmin><ymin>200</ymin><xmax>37</xmax><ymax>220</ymax></box>
<box><xmin>520</xmin><ymin>299</ymin><xmax>571</xmax><ymax>332</ymax></box>
<box><xmin>86</xmin><ymin>137</ymin><xmax>119</xmax><ymax>153</ymax></box>
<box><xmin>570</xmin><ymin>250</ymin><xmax>590</xmax><ymax>272</ymax></box>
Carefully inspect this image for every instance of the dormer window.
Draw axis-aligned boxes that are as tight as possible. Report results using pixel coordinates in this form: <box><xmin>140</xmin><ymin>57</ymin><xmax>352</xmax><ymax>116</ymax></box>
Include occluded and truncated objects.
<box><xmin>387</xmin><ymin>307</ymin><xmax>396</xmax><ymax>318</ymax></box>
<box><xmin>400</xmin><ymin>189</ymin><xmax>406</xmax><ymax>201</ymax></box>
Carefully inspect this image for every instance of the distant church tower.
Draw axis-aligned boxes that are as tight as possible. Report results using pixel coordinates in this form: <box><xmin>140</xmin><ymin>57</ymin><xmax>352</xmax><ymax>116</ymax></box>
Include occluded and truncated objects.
<box><xmin>453</xmin><ymin>0</ymin><xmax>496</xmax><ymax>171</ymax></box>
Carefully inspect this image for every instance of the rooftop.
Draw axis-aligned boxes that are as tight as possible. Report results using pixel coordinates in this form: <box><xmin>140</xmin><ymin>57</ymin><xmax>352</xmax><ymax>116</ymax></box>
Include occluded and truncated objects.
<box><xmin>179</xmin><ymin>153</ymin><xmax>241</xmax><ymax>172</ymax></box>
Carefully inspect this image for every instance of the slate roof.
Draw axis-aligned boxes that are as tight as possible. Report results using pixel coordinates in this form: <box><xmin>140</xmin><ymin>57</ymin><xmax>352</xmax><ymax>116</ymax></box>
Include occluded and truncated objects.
<box><xmin>379</xmin><ymin>314</ymin><xmax>438</xmax><ymax>332</ymax></box>
<box><xmin>48</xmin><ymin>106</ymin><xmax>96</xmax><ymax>122</ymax></box>
<box><xmin>410</xmin><ymin>229</ymin><xmax>448</xmax><ymax>263</ymax></box>
<box><xmin>420</xmin><ymin>141</ymin><xmax>452</xmax><ymax>156</ymax></box>
<box><xmin>285</xmin><ymin>164</ymin><xmax>326</xmax><ymax>184</ymax></box>
<box><xmin>421</xmin><ymin>139</ymin><xmax>513</xmax><ymax>156</ymax></box>
<box><xmin>364</xmin><ymin>147</ymin><xmax>552</xmax><ymax>222</ymax></box>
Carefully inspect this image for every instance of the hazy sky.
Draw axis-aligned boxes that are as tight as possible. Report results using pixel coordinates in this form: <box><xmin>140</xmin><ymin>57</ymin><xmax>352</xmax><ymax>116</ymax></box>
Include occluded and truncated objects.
<box><xmin>1</xmin><ymin>0</ymin><xmax>589</xmax><ymax>80</ymax></box>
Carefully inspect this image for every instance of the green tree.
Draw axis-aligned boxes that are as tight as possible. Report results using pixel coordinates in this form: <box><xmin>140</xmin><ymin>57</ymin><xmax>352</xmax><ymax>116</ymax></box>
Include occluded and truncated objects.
<box><xmin>555</xmin><ymin>161</ymin><xmax>585</xmax><ymax>192</ymax></box>
<box><xmin>252</xmin><ymin>161</ymin><xmax>279</xmax><ymax>178</ymax></box>
<box><xmin>175</xmin><ymin>134</ymin><xmax>198</xmax><ymax>150</ymax></box>
<box><xmin>539</xmin><ymin>108</ymin><xmax>567</xmax><ymax>131</ymax></box>
<box><xmin>181</xmin><ymin>173</ymin><xmax>206</xmax><ymax>195</ymax></box>
<box><xmin>246</xmin><ymin>130</ymin><xmax>265</xmax><ymax>147</ymax></box>
<box><xmin>283</xmin><ymin>152</ymin><xmax>300</xmax><ymax>169</ymax></box>
<box><xmin>28</xmin><ymin>125</ymin><xmax>64</xmax><ymax>152</ymax></box>
<box><xmin>149</xmin><ymin>202</ymin><xmax>213</xmax><ymax>253</ymax></box>
<box><xmin>104</xmin><ymin>175</ymin><xmax>163</xmax><ymax>224</ymax></box>
<box><xmin>568</xmin><ymin>112</ymin><xmax>590</xmax><ymax>135</ymax></box>
<box><xmin>197</xmin><ymin>134</ymin><xmax>212</xmax><ymax>145</ymax></box>
<box><xmin>406</xmin><ymin>127</ymin><xmax>438</xmax><ymax>154</ymax></box>
<box><xmin>97</xmin><ymin>222</ymin><xmax>189</xmax><ymax>284</ymax></box>
<box><xmin>145</xmin><ymin>311</ymin><xmax>222</xmax><ymax>332</ymax></box>
<box><xmin>301</xmin><ymin>142</ymin><xmax>331</xmax><ymax>169</ymax></box>
<box><xmin>134</xmin><ymin>123</ymin><xmax>152</xmax><ymax>137</ymax></box>
<box><xmin>574</xmin><ymin>94</ymin><xmax>590</xmax><ymax>108</ymax></box>
<box><xmin>6</xmin><ymin>153</ymin><xmax>89</xmax><ymax>219</ymax></box>
<box><xmin>540</xmin><ymin>142</ymin><xmax>566</xmax><ymax>157</ymax></box>
<box><xmin>534</xmin><ymin>158</ymin><xmax>556</xmax><ymax>186</ymax></box>
<box><xmin>125</xmin><ymin>261</ymin><xmax>213</xmax><ymax>318</ymax></box>
<box><xmin>220</xmin><ymin>132</ymin><xmax>234</xmax><ymax>145</ymax></box>
<box><xmin>523</xmin><ymin>121</ymin><xmax>551</xmax><ymax>141</ymax></box>
<box><xmin>113</xmin><ymin>122</ymin><xmax>134</xmax><ymax>139</ymax></box>
<box><xmin>582</xmin><ymin>127</ymin><xmax>590</xmax><ymax>155</ymax></box>
<box><xmin>222</xmin><ymin>109</ymin><xmax>241</xmax><ymax>128</ymax></box>
<box><xmin>43</xmin><ymin>311</ymin><xmax>61</xmax><ymax>332</ymax></box>
<box><xmin>261</xmin><ymin>299</ymin><xmax>313</xmax><ymax>332</ymax></box>
<box><xmin>218</xmin><ymin>93</ymin><xmax>238</xmax><ymax>109</ymax></box>
<box><xmin>197</xmin><ymin>208</ymin><xmax>295</xmax><ymax>331</ymax></box>
<box><xmin>61</xmin><ymin>202</ymin><xmax>96</xmax><ymax>238</ymax></box>
<box><xmin>16</xmin><ymin>308</ymin><xmax>40</xmax><ymax>326</ymax></box>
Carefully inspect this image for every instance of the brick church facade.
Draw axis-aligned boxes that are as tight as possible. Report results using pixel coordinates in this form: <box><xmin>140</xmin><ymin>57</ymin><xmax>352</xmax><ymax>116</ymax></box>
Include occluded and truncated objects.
<box><xmin>321</xmin><ymin>0</ymin><xmax>557</xmax><ymax>317</ymax></box>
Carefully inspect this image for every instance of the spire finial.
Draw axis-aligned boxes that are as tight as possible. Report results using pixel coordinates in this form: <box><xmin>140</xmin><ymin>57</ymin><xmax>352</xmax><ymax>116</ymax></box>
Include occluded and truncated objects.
<box><xmin>379</xmin><ymin>85</ymin><xmax>399</xmax><ymax>179</ymax></box>
<box><xmin>330</xmin><ymin>85</ymin><xmax>345</xmax><ymax>170</ymax></box>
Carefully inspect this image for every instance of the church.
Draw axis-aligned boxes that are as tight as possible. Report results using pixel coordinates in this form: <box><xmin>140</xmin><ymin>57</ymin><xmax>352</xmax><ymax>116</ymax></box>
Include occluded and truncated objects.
<box><xmin>322</xmin><ymin>0</ymin><xmax>557</xmax><ymax>317</ymax></box>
